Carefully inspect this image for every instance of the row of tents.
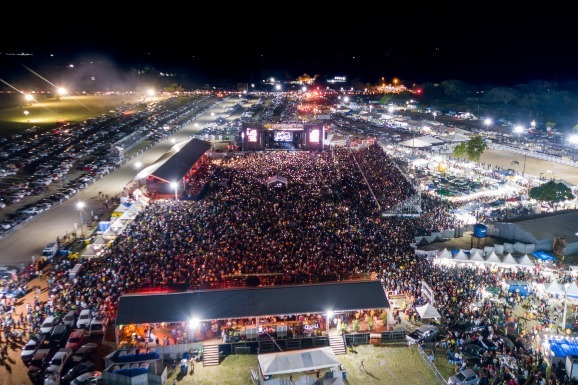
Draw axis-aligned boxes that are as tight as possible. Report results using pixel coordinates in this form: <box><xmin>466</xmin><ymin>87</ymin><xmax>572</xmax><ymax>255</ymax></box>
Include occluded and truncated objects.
<box><xmin>435</xmin><ymin>248</ymin><xmax>536</xmax><ymax>269</ymax></box>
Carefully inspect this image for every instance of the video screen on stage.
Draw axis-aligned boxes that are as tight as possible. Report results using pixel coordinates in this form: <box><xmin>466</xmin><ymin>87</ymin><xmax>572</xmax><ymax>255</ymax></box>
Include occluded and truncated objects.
<box><xmin>246</xmin><ymin>128</ymin><xmax>258</xmax><ymax>143</ymax></box>
<box><xmin>274</xmin><ymin>131</ymin><xmax>292</xmax><ymax>142</ymax></box>
<box><xmin>309</xmin><ymin>129</ymin><xmax>320</xmax><ymax>143</ymax></box>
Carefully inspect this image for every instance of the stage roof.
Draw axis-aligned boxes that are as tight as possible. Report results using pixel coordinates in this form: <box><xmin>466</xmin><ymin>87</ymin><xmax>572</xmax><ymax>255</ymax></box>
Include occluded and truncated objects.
<box><xmin>115</xmin><ymin>280</ymin><xmax>389</xmax><ymax>325</ymax></box>
<box><xmin>136</xmin><ymin>138</ymin><xmax>211</xmax><ymax>183</ymax></box>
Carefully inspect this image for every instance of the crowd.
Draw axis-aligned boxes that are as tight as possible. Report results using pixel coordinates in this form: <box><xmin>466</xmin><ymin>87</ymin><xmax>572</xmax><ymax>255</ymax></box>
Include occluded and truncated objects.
<box><xmin>2</xmin><ymin>143</ymin><xmax>572</xmax><ymax>383</ymax></box>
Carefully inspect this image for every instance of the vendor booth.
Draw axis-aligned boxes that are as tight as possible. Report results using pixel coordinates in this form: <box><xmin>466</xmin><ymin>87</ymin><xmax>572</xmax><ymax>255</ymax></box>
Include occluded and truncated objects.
<box><xmin>257</xmin><ymin>347</ymin><xmax>344</xmax><ymax>384</ymax></box>
<box><xmin>506</xmin><ymin>280</ymin><xmax>531</xmax><ymax>297</ymax></box>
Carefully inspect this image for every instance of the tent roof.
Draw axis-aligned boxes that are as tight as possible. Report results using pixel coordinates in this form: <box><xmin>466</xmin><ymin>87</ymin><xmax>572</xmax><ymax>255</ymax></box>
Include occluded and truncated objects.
<box><xmin>545</xmin><ymin>280</ymin><xmax>566</xmax><ymax>296</ymax></box>
<box><xmin>517</xmin><ymin>254</ymin><xmax>535</xmax><ymax>268</ymax></box>
<box><xmin>437</xmin><ymin>248</ymin><xmax>452</xmax><ymax>259</ymax></box>
<box><xmin>415</xmin><ymin>135</ymin><xmax>444</xmax><ymax>145</ymax></box>
<box><xmin>485</xmin><ymin>251</ymin><xmax>501</xmax><ymax>263</ymax></box>
<box><xmin>138</xmin><ymin>138</ymin><xmax>211</xmax><ymax>183</ymax></box>
<box><xmin>259</xmin><ymin>347</ymin><xmax>340</xmax><ymax>376</ymax></box>
<box><xmin>501</xmin><ymin>253</ymin><xmax>518</xmax><ymax>265</ymax></box>
<box><xmin>469</xmin><ymin>250</ymin><xmax>485</xmax><ymax>262</ymax></box>
<box><xmin>116</xmin><ymin>280</ymin><xmax>389</xmax><ymax>325</ymax></box>
<box><xmin>416</xmin><ymin>303</ymin><xmax>441</xmax><ymax>319</ymax></box>
<box><xmin>453</xmin><ymin>250</ymin><xmax>469</xmax><ymax>261</ymax></box>
<box><xmin>398</xmin><ymin>138</ymin><xmax>432</xmax><ymax>148</ymax></box>
<box><xmin>566</xmin><ymin>282</ymin><xmax>578</xmax><ymax>299</ymax></box>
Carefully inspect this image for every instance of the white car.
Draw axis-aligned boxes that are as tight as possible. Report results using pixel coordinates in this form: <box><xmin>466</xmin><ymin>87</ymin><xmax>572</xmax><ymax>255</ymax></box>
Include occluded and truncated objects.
<box><xmin>40</xmin><ymin>316</ymin><xmax>58</xmax><ymax>334</ymax></box>
<box><xmin>77</xmin><ymin>309</ymin><xmax>92</xmax><ymax>329</ymax></box>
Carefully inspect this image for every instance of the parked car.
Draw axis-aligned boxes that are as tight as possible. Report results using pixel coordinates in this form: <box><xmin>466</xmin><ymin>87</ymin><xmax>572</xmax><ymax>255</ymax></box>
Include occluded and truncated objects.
<box><xmin>406</xmin><ymin>324</ymin><xmax>440</xmax><ymax>345</ymax></box>
<box><xmin>41</xmin><ymin>316</ymin><xmax>58</xmax><ymax>334</ymax></box>
<box><xmin>66</xmin><ymin>330</ymin><xmax>85</xmax><ymax>350</ymax></box>
<box><xmin>497</xmin><ymin>354</ymin><xmax>518</xmax><ymax>372</ymax></box>
<box><xmin>70</xmin><ymin>370</ymin><xmax>103</xmax><ymax>385</ymax></box>
<box><xmin>20</xmin><ymin>333</ymin><xmax>45</xmax><ymax>364</ymax></box>
<box><xmin>44</xmin><ymin>347</ymin><xmax>73</xmax><ymax>378</ymax></box>
<box><xmin>61</xmin><ymin>361</ymin><xmax>96</xmax><ymax>385</ymax></box>
<box><xmin>63</xmin><ymin>310</ymin><xmax>77</xmax><ymax>327</ymax></box>
<box><xmin>448</xmin><ymin>368</ymin><xmax>480</xmax><ymax>385</ymax></box>
<box><xmin>49</xmin><ymin>324</ymin><xmax>70</xmax><ymax>348</ymax></box>
<box><xmin>27</xmin><ymin>348</ymin><xmax>52</xmax><ymax>380</ymax></box>
<box><xmin>71</xmin><ymin>343</ymin><xmax>98</xmax><ymax>364</ymax></box>
<box><xmin>459</xmin><ymin>343</ymin><xmax>487</xmax><ymax>362</ymax></box>
<box><xmin>76</xmin><ymin>309</ymin><xmax>91</xmax><ymax>329</ymax></box>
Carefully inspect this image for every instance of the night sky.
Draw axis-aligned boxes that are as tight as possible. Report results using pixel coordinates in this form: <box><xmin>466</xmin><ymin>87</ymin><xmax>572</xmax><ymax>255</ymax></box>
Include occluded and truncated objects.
<box><xmin>1</xmin><ymin>6</ymin><xmax>577</xmax><ymax>89</ymax></box>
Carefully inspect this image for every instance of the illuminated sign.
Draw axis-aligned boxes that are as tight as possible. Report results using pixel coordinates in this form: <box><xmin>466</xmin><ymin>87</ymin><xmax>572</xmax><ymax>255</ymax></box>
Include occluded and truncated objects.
<box><xmin>247</xmin><ymin>128</ymin><xmax>258</xmax><ymax>143</ymax></box>
<box><xmin>309</xmin><ymin>129</ymin><xmax>320</xmax><ymax>143</ymax></box>
<box><xmin>264</xmin><ymin>123</ymin><xmax>305</xmax><ymax>130</ymax></box>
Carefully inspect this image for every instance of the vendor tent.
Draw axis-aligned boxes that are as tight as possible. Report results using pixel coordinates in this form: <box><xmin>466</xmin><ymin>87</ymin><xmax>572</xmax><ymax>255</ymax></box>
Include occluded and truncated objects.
<box><xmin>437</xmin><ymin>248</ymin><xmax>452</xmax><ymax>260</ymax></box>
<box><xmin>258</xmin><ymin>347</ymin><xmax>340</xmax><ymax>376</ymax></box>
<box><xmin>500</xmin><ymin>253</ymin><xmax>518</xmax><ymax>267</ymax></box>
<box><xmin>545</xmin><ymin>280</ymin><xmax>566</xmax><ymax>296</ymax></box>
<box><xmin>566</xmin><ymin>282</ymin><xmax>578</xmax><ymax>299</ymax></box>
<box><xmin>517</xmin><ymin>254</ymin><xmax>536</xmax><ymax>269</ymax></box>
<box><xmin>398</xmin><ymin>138</ymin><xmax>432</xmax><ymax>148</ymax></box>
<box><xmin>81</xmin><ymin>245</ymin><xmax>99</xmax><ymax>259</ymax></box>
<box><xmin>469</xmin><ymin>250</ymin><xmax>485</xmax><ymax>263</ymax></box>
<box><xmin>453</xmin><ymin>249</ymin><xmax>469</xmax><ymax>262</ymax></box>
<box><xmin>416</xmin><ymin>303</ymin><xmax>441</xmax><ymax>320</ymax></box>
<box><xmin>485</xmin><ymin>251</ymin><xmax>502</xmax><ymax>264</ymax></box>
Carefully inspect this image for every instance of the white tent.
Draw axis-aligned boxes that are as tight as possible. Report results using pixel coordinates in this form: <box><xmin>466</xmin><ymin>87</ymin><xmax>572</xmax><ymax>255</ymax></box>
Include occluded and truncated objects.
<box><xmin>485</xmin><ymin>251</ymin><xmax>502</xmax><ymax>264</ymax></box>
<box><xmin>517</xmin><ymin>254</ymin><xmax>536</xmax><ymax>269</ymax></box>
<box><xmin>437</xmin><ymin>248</ymin><xmax>452</xmax><ymax>260</ymax></box>
<box><xmin>92</xmin><ymin>235</ymin><xmax>108</xmax><ymax>248</ymax></box>
<box><xmin>566</xmin><ymin>282</ymin><xmax>578</xmax><ymax>299</ymax></box>
<box><xmin>258</xmin><ymin>347</ymin><xmax>340</xmax><ymax>376</ymax></box>
<box><xmin>453</xmin><ymin>249</ymin><xmax>469</xmax><ymax>262</ymax></box>
<box><xmin>545</xmin><ymin>280</ymin><xmax>566</xmax><ymax>296</ymax></box>
<box><xmin>102</xmin><ymin>226</ymin><xmax>118</xmax><ymax>240</ymax></box>
<box><xmin>398</xmin><ymin>138</ymin><xmax>432</xmax><ymax>148</ymax></box>
<box><xmin>469</xmin><ymin>250</ymin><xmax>485</xmax><ymax>263</ymax></box>
<box><xmin>500</xmin><ymin>253</ymin><xmax>518</xmax><ymax>267</ymax></box>
<box><xmin>81</xmin><ymin>245</ymin><xmax>99</xmax><ymax>259</ymax></box>
<box><xmin>416</xmin><ymin>303</ymin><xmax>441</xmax><ymax>320</ymax></box>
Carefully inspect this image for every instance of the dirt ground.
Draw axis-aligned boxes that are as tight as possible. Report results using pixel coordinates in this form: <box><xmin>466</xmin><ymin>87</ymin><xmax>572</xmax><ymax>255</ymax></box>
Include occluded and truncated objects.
<box><xmin>478</xmin><ymin>148</ymin><xmax>578</xmax><ymax>185</ymax></box>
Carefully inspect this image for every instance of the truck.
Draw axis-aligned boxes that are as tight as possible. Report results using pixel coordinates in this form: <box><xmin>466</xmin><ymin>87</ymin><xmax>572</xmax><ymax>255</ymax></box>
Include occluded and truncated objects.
<box><xmin>41</xmin><ymin>242</ymin><xmax>59</xmax><ymax>260</ymax></box>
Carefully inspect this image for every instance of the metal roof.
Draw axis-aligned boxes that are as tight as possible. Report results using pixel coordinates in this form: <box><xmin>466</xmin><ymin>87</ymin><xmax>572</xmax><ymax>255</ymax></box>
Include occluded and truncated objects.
<box><xmin>115</xmin><ymin>280</ymin><xmax>389</xmax><ymax>325</ymax></box>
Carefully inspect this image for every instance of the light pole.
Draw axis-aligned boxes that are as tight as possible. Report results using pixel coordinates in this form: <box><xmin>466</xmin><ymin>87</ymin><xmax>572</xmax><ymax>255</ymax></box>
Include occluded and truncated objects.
<box><xmin>171</xmin><ymin>182</ymin><xmax>178</xmax><ymax>200</ymax></box>
<box><xmin>134</xmin><ymin>161</ymin><xmax>142</xmax><ymax>189</ymax></box>
<box><xmin>76</xmin><ymin>202</ymin><xmax>85</xmax><ymax>239</ymax></box>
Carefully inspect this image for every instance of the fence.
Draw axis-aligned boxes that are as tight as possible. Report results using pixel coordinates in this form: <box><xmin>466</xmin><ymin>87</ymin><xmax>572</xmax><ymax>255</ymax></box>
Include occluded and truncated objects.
<box><xmin>415</xmin><ymin>344</ymin><xmax>447</xmax><ymax>385</ymax></box>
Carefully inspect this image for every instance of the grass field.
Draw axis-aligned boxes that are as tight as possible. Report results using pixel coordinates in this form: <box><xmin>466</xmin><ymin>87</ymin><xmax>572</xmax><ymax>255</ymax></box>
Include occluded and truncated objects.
<box><xmin>167</xmin><ymin>344</ymin><xmax>442</xmax><ymax>385</ymax></box>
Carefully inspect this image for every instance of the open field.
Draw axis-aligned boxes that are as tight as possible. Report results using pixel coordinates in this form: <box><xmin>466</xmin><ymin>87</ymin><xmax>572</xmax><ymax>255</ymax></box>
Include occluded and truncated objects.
<box><xmin>0</xmin><ymin>93</ymin><xmax>149</xmax><ymax>138</ymax></box>
<box><xmin>163</xmin><ymin>344</ymin><xmax>441</xmax><ymax>385</ymax></box>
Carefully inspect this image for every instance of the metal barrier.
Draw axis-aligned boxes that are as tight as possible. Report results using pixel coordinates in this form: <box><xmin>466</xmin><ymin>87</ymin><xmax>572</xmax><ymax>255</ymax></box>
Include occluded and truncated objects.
<box><xmin>416</xmin><ymin>344</ymin><xmax>447</xmax><ymax>385</ymax></box>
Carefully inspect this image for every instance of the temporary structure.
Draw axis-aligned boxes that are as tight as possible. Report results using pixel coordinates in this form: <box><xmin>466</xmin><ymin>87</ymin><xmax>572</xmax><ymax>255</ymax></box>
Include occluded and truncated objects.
<box><xmin>469</xmin><ymin>250</ymin><xmax>485</xmax><ymax>263</ymax></box>
<box><xmin>517</xmin><ymin>254</ymin><xmax>536</xmax><ymax>269</ymax></box>
<box><xmin>437</xmin><ymin>248</ymin><xmax>452</xmax><ymax>260</ymax></box>
<box><xmin>258</xmin><ymin>347</ymin><xmax>340</xmax><ymax>377</ymax></box>
<box><xmin>566</xmin><ymin>282</ymin><xmax>578</xmax><ymax>299</ymax></box>
<box><xmin>500</xmin><ymin>253</ymin><xmax>518</xmax><ymax>268</ymax></box>
<box><xmin>485</xmin><ymin>251</ymin><xmax>502</xmax><ymax>265</ymax></box>
<box><xmin>545</xmin><ymin>280</ymin><xmax>566</xmax><ymax>296</ymax></box>
<box><xmin>416</xmin><ymin>303</ymin><xmax>441</xmax><ymax>320</ymax></box>
<box><xmin>453</xmin><ymin>249</ymin><xmax>469</xmax><ymax>262</ymax></box>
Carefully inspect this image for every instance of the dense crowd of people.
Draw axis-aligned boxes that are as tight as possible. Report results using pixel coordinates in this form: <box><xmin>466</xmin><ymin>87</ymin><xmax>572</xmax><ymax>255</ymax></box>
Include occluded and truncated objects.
<box><xmin>4</xmin><ymin>143</ymin><xmax>573</xmax><ymax>383</ymax></box>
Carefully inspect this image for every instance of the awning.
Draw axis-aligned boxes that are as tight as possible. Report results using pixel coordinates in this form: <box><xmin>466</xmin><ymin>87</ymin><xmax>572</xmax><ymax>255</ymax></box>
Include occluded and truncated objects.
<box><xmin>259</xmin><ymin>347</ymin><xmax>340</xmax><ymax>376</ymax></box>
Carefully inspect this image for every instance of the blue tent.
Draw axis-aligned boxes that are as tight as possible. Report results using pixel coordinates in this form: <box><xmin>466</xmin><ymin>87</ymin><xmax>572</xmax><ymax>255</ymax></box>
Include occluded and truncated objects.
<box><xmin>532</xmin><ymin>251</ymin><xmax>556</xmax><ymax>261</ymax></box>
